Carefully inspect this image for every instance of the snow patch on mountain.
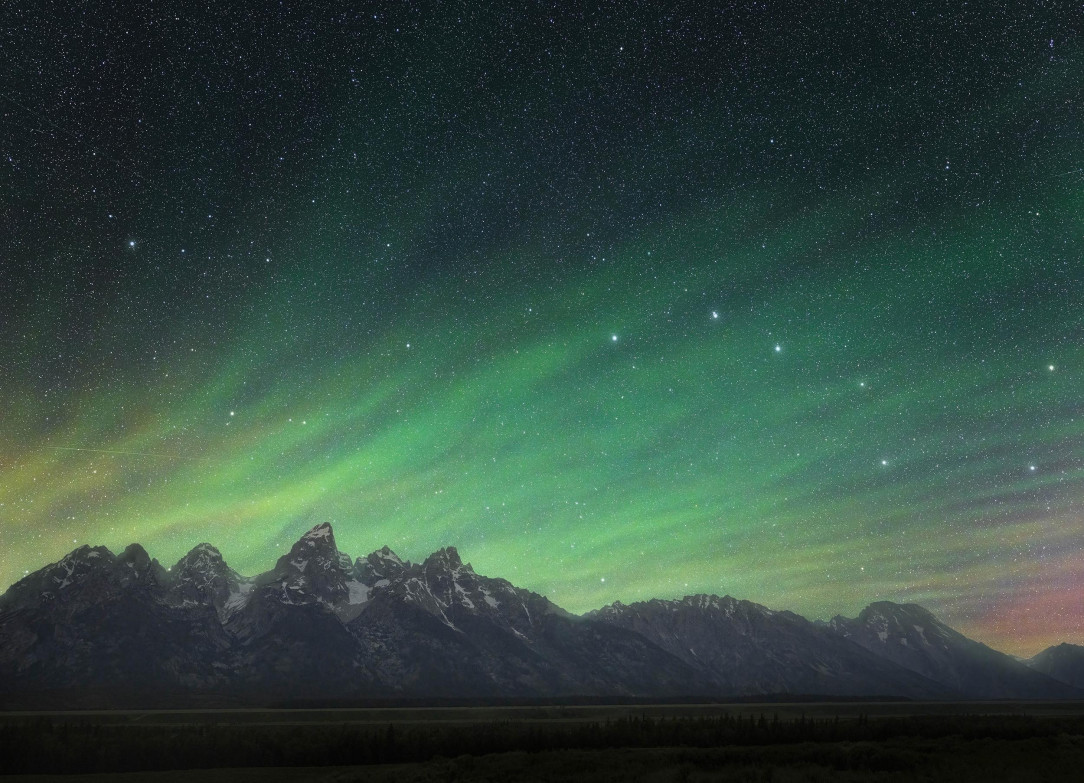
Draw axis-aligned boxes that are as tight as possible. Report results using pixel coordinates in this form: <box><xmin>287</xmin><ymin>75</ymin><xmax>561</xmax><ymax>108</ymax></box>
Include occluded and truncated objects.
<box><xmin>53</xmin><ymin>559</ymin><xmax>77</xmax><ymax>590</ymax></box>
<box><xmin>346</xmin><ymin>580</ymin><xmax>369</xmax><ymax>605</ymax></box>
<box><xmin>304</xmin><ymin>523</ymin><xmax>333</xmax><ymax>540</ymax></box>
<box><xmin>223</xmin><ymin>581</ymin><xmax>254</xmax><ymax>615</ymax></box>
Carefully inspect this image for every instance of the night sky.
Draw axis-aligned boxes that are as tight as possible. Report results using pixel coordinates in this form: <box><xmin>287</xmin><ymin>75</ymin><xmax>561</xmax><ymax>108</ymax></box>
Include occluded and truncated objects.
<box><xmin>2</xmin><ymin>1</ymin><xmax>1082</xmax><ymax>656</ymax></box>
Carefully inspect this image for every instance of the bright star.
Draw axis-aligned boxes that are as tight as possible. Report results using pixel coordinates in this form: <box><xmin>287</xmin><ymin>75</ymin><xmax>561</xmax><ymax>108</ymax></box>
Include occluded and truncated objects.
<box><xmin>712</xmin><ymin>311</ymin><xmax>719</xmax><ymax>319</ymax></box>
<box><xmin>881</xmin><ymin>460</ymin><xmax>888</xmax><ymax>466</ymax></box>
<box><xmin>128</xmin><ymin>240</ymin><xmax>136</xmax><ymax>248</ymax></box>
<box><xmin>1049</xmin><ymin>365</ymin><xmax>1055</xmax><ymax>371</ymax></box>
<box><xmin>774</xmin><ymin>345</ymin><xmax>781</xmax><ymax>352</ymax></box>
<box><xmin>611</xmin><ymin>334</ymin><xmax>618</xmax><ymax>342</ymax></box>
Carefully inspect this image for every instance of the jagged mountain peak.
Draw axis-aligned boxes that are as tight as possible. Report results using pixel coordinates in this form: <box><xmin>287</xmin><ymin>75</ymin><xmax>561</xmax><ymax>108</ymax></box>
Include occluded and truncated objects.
<box><xmin>174</xmin><ymin>543</ymin><xmax>228</xmax><ymax>570</ymax></box>
<box><xmin>36</xmin><ymin>544</ymin><xmax>115</xmax><ymax>589</ymax></box>
<box><xmin>64</xmin><ymin>544</ymin><xmax>115</xmax><ymax>563</ymax></box>
<box><xmin>276</xmin><ymin>524</ymin><xmax>349</xmax><ymax>574</ymax></box>
<box><xmin>356</xmin><ymin>546</ymin><xmax>408</xmax><ymax>583</ymax></box>
<box><xmin>254</xmin><ymin>523</ymin><xmax>357</xmax><ymax>611</ymax></box>
<box><xmin>860</xmin><ymin>600</ymin><xmax>937</xmax><ymax>623</ymax></box>
<box><xmin>365</xmin><ymin>545</ymin><xmax>405</xmax><ymax>566</ymax></box>
<box><xmin>167</xmin><ymin>542</ymin><xmax>247</xmax><ymax>618</ymax></box>
<box><xmin>682</xmin><ymin>594</ymin><xmax>770</xmax><ymax>614</ymax></box>
<box><xmin>190</xmin><ymin>542</ymin><xmax>223</xmax><ymax>555</ymax></box>
<box><xmin>119</xmin><ymin>542</ymin><xmax>151</xmax><ymax>567</ymax></box>
<box><xmin>0</xmin><ymin>542</ymin><xmax>168</xmax><ymax>614</ymax></box>
<box><xmin>294</xmin><ymin>522</ymin><xmax>339</xmax><ymax>551</ymax></box>
<box><xmin>604</xmin><ymin>591</ymin><xmax>791</xmax><ymax>620</ymax></box>
<box><xmin>303</xmin><ymin>521</ymin><xmax>334</xmax><ymax>539</ymax></box>
<box><xmin>595</xmin><ymin>593</ymin><xmax>773</xmax><ymax>621</ymax></box>
<box><xmin>423</xmin><ymin>546</ymin><xmax>473</xmax><ymax>574</ymax></box>
<box><xmin>172</xmin><ymin>543</ymin><xmax>237</xmax><ymax>580</ymax></box>
<box><xmin>833</xmin><ymin>601</ymin><xmax>955</xmax><ymax>651</ymax></box>
<box><xmin>117</xmin><ymin>543</ymin><xmax>169</xmax><ymax>585</ymax></box>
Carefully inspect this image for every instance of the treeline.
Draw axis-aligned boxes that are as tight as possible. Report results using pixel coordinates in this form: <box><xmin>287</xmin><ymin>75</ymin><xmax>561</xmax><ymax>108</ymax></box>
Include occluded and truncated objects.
<box><xmin>2</xmin><ymin>712</ymin><xmax>1084</xmax><ymax>774</ymax></box>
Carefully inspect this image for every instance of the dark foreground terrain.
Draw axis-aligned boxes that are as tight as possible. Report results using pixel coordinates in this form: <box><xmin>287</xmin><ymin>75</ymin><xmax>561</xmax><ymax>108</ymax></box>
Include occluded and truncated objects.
<box><xmin>4</xmin><ymin>703</ymin><xmax>1084</xmax><ymax>781</ymax></box>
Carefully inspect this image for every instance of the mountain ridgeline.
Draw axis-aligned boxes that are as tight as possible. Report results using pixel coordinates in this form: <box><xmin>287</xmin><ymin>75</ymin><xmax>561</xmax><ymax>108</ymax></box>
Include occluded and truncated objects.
<box><xmin>0</xmin><ymin>524</ymin><xmax>1078</xmax><ymax>707</ymax></box>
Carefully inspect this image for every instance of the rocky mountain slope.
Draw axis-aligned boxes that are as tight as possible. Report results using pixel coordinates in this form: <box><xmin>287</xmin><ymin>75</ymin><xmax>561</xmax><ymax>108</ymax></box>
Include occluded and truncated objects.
<box><xmin>590</xmin><ymin>595</ymin><xmax>947</xmax><ymax>698</ymax></box>
<box><xmin>0</xmin><ymin>526</ymin><xmax>1076</xmax><ymax>707</ymax></box>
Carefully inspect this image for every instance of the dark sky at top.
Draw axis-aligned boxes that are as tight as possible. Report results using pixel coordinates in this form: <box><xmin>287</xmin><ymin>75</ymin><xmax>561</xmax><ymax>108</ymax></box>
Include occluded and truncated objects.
<box><xmin>1</xmin><ymin>1</ymin><xmax>1081</xmax><ymax>655</ymax></box>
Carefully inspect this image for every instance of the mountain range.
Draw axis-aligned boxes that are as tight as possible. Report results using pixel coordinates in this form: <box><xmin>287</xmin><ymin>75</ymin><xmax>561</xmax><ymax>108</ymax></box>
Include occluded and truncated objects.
<box><xmin>0</xmin><ymin>523</ymin><xmax>1079</xmax><ymax>708</ymax></box>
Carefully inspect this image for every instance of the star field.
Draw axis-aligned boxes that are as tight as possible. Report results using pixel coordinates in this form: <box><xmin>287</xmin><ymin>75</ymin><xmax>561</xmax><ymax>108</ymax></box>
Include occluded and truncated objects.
<box><xmin>1</xmin><ymin>1</ymin><xmax>1082</xmax><ymax>655</ymax></box>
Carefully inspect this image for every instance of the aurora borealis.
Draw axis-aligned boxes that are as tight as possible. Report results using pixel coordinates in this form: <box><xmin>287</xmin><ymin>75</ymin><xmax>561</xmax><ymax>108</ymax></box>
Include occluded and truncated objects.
<box><xmin>2</xmin><ymin>2</ymin><xmax>1082</xmax><ymax>656</ymax></box>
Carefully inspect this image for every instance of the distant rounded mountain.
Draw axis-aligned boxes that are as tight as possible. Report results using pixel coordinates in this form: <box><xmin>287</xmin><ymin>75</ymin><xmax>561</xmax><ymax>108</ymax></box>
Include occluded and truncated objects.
<box><xmin>1026</xmin><ymin>642</ymin><xmax>1084</xmax><ymax>690</ymax></box>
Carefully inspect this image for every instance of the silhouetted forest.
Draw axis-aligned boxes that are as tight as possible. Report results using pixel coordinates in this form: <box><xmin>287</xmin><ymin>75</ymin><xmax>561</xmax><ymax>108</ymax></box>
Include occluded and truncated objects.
<box><xmin>4</xmin><ymin>709</ymin><xmax>1084</xmax><ymax>779</ymax></box>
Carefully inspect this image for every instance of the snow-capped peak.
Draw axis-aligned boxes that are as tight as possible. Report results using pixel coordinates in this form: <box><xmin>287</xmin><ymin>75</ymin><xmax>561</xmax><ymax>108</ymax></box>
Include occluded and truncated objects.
<box><xmin>373</xmin><ymin>545</ymin><xmax>403</xmax><ymax>564</ymax></box>
<box><xmin>177</xmin><ymin>543</ymin><xmax>227</xmax><ymax>569</ymax></box>
<box><xmin>422</xmin><ymin>546</ymin><xmax>475</xmax><ymax>575</ymax></box>
<box><xmin>356</xmin><ymin>546</ymin><xmax>409</xmax><ymax>584</ymax></box>
<box><xmin>303</xmin><ymin>522</ymin><xmax>334</xmax><ymax>541</ymax></box>
<box><xmin>424</xmin><ymin>546</ymin><xmax>462</xmax><ymax>567</ymax></box>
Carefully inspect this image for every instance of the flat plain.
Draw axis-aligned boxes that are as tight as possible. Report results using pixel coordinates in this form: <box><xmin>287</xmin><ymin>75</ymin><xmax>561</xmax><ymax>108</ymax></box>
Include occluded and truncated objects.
<box><xmin>5</xmin><ymin>702</ymin><xmax>1084</xmax><ymax>781</ymax></box>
